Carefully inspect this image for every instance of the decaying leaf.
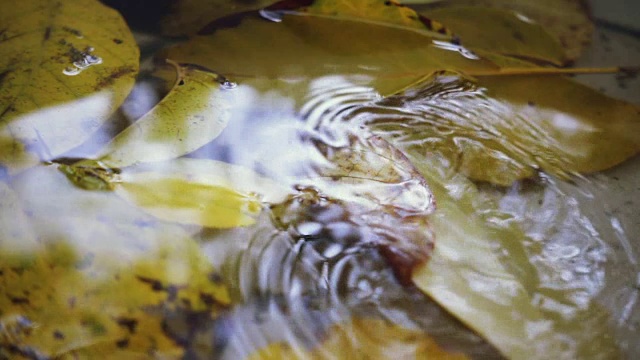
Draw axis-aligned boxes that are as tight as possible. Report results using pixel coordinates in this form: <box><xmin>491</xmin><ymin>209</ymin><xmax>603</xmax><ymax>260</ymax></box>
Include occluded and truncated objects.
<box><xmin>1</xmin><ymin>165</ymin><xmax>231</xmax><ymax>358</ymax></box>
<box><xmin>419</xmin><ymin>6</ymin><xmax>567</xmax><ymax>65</ymax></box>
<box><xmin>161</xmin><ymin>0</ymin><xmax>279</xmax><ymax>36</ymax></box>
<box><xmin>0</xmin><ymin>0</ymin><xmax>139</xmax><ymax>173</ymax></box>
<box><xmin>94</xmin><ymin>62</ymin><xmax>234</xmax><ymax>168</ymax></box>
<box><xmin>248</xmin><ymin>318</ymin><xmax>470</xmax><ymax>359</ymax></box>
<box><xmin>412</xmin><ymin>0</ymin><xmax>594</xmax><ymax>62</ymax></box>
<box><xmin>359</xmin><ymin>72</ymin><xmax>640</xmax><ymax>185</ymax></box>
<box><xmin>162</xmin><ymin>9</ymin><xmax>498</xmax><ymax>97</ymax></box>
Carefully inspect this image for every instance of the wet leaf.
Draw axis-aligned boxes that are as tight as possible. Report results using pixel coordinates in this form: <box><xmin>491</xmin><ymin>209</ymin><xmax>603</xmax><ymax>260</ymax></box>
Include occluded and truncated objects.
<box><xmin>1</xmin><ymin>165</ymin><xmax>231</xmax><ymax>358</ymax></box>
<box><xmin>419</xmin><ymin>6</ymin><xmax>567</xmax><ymax>65</ymax></box>
<box><xmin>161</xmin><ymin>0</ymin><xmax>279</xmax><ymax>36</ymax></box>
<box><xmin>249</xmin><ymin>318</ymin><xmax>470</xmax><ymax>359</ymax></box>
<box><xmin>95</xmin><ymin>62</ymin><xmax>234</xmax><ymax>168</ymax></box>
<box><xmin>114</xmin><ymin>158</ymin><xmax>291</xmax><ymax>228</ymax></box>
<box><xmin>413</xmin><ymin>0</ymin><xmax>593</xmax><ymax>62</ymax></box>
<box><xmin>361</xmin><ymin>72</ymin><xmax>640</xmax><ymax>185</ymax></box>
<box><xmin>0</xmin><ymin>0</ymin><xmax>139</xmax><ymax>173</ymax></box>
<box><xmin>263</xmin><ymin>0</ymin><xmax>455</xmax><ymax>39</ymax></box>
<box><xmin>404</xmin><ymin>153</ymin><xmax>621</xmax><ymax>359</ymax></box>
<box><xmin>161</xmin><ymin>9</ymin><xmax>498</xmax><ymax>97</ymax></box>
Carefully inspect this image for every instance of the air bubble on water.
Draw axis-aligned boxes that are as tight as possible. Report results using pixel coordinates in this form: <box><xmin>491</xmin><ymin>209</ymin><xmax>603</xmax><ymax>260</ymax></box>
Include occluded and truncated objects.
<box><xmin>259</xmin><ymin>9</ymin><xmax>283</xmax><ymax>23</ymax></box>
<box><xmin>62</xmin><ymin>47</ymin><xmax>103</xmax><ymax>76</ymax></box>
<box><xmin>220</xmin><ymin>79</ymin><xmax>237</xmax><ymax>89</ymax></box>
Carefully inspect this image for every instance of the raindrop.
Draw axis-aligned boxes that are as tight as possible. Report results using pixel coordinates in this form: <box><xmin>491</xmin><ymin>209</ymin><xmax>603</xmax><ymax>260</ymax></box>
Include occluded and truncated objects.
<box><xmin>62</xmin><ymin>66</ymin><xmax>81</xmax><ymax>76</ymax></box>
<box><xmin>259</xmin><ymin>9</ymin><xmax>283</xmax><ymax>23</ymax></box>
<box><xmin>220</xmin><ymin>79</ymin><xmax>237</xmax><ymax>89</ymax></box>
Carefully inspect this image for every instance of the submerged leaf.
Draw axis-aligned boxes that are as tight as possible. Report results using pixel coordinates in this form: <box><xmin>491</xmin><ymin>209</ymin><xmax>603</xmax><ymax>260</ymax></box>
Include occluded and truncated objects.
<box><xmin>114</xmin><ymin>158</ymin><xmax>290</xmax><ymax>228</ymax></box>
<box><xmin>406</xmin><ymin>154</ymin><xmax>620</xmax><ymax>359</ymax></box>
<box><xmin>414</xmin><ymin>0</ymin><xmax>593</xmax><ymax>62</ymax></box>
<box><xmin>0</xmin><ymin>0</ymin><xmax>139</xmax><ymax>173</ymax></box>
<box><xmin>95</xmin><ymin>63</ymin><xmax>234</xmax><ymax>168</ymax></box>
<box><xmin>420</xmin><ymin>6</ymin><xmax>567</xmax><ymax>65</ymax></box>
<box><xmin>249</xmin><ymin>318</ymin><xmax>470</xmax><ymax>359</ymax></box>
<box><xmin>162</xmin><ymin>11</ymin><xmax>498</xmax><ymax>97</ymax></box>
<box><xmin>358</xmin><ymin>73</ymin><xmax>640</xmax><ymax>185</ymax></box>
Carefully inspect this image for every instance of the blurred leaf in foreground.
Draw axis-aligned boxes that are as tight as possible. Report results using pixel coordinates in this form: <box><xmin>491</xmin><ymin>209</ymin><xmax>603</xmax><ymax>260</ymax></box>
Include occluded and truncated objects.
<box><xmin>0</xmin><ymin>165</ymin><xmax>232</xmax><ymax>358</ymax></box>
<box><xmin>249</xmin><ymin>318</ymin><xmax>469</xmax><ymax>359</ymax></box>
<box><xmin>0</xmin><ymin>0</ymin><xmax>139</xmax><ymax>173</ymax></box>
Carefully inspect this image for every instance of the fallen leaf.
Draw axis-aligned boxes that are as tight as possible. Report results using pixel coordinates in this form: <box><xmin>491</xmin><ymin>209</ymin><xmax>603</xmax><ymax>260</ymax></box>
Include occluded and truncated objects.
<box><xmin>114</xmin><ymin>158</ymin><xmax>291</xmax><ymax>228</ymax></box>
<box><xmin>411</xmin><ymin>0</ymin><xmax>593</xmax><ymax>62</ymax></box>
<box><xmin>404</xmin><ymin>153</ymin><xmax>621</xmax><ymax>359</ymax></box>
<box><xmin>161</xmin><ymin>0</ymin><xmax>279</xmax><ymax>36</ymax></box>
<box><xmin>358</xmin><ymin>72</ymin><xmax>640</xmax><ymax>185</ymax></box>
<box><xmin>419</xmin><ymin>6</ymin><xmax>567</xmax><ymax>65</ymax></box>
<box><xmin>95</xmin><ymin>62</ymin><xmax>235</xmax><ymax>168</ymax></box>
<box><xmin>1</xmin><ymin>165</ymin><xmax>231</xmax><ymax>358</ymax></box>
<box><xmin>249</xmin><ymin>318</ymin><xmax>470</xmax><ymax>359</ymax></box>
<box><xmin>161</xmin><ymin>10</ymin><xmax>498</xmax><ymax>98</ymax></box>
<box><xmin>0</xmin><ymin>0</ymin><xmax>139</xmax><ymax>173</ymax></box>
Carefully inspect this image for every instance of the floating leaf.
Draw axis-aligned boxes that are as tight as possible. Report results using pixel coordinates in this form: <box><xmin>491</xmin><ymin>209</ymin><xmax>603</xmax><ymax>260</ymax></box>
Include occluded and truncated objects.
<box><xmin>249</xmin><ymin>318</ymin><xmax>470</xmax><ymax>359</ymax></box>
<box><xmin>114</xmin><ymin>158</ymin><xmax>291</xmax><ymax>228</ymax></box>
<box><xmin>0</xmin><ymin>0</ymin><xmax>139</xmax><ymax>173</ymax></box>
<box><xmin>161</xmin><ymin>0</ymin><xmax>279</xmax><ymax>36</ymax></box>
<box><xmin>95</xmin><ymin>62</ymin><xmax>235</xmax><ymax>168</ymax></box>
<box><xmin>162</xmin><ymin>11</ymin><xmax>498</xmax><ymax>97</ymax></box>
<box><xmin>1</xmin><ymin>165</ymin><xmax>231</xmax><ymax>358</ymax></box>
<box><xmin>358</xmin><ymin>72</ymin><xmax>640</xmax><ymax>185</ymax></box>
<box><xmin>413</xmin><ymin>0</ymin><xmax>593</xmax><ymax>62</ymax></box>
<box><xmin>420</xmin><ymin>6</ymin><xmax>567</xmax><ymax>65</ymax></box>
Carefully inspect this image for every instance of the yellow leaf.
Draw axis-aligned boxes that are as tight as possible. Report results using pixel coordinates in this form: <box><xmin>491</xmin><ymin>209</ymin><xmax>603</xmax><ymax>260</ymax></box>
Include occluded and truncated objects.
<box><xmin>115</xmin><ymin>158</ymin><xmax>291</xmax><ymax>228</ymax></box>
<box><xmin>0</xmin><ymin>0</ymin><xmax>139</xmax><ymax>173</ymax></box>
<box><xmin>95</xmin><ymin>62</ymin><xmax>235</xmax><ymax>168</ymax></box>
<box><xmin>420</xmin><ymin>6</ymin><xmax>567</xmax><ymax>65</ymax></box>
<box><xmin>1</xmin><ymin>165</ymin><xmax>231</xmax><ymax>358</ymax></box>
<box><xmin>413</xmin><ymin>0</ymin><xmax>594</xmax><ymax>62</ymax></box>
<box><xmin>364</xmin><ymin>72</ymin><xmax>640</xmax><ymax>185</ymax></box>
<box><xmin>406</xmin><ymin>154</ymin><xmax>621</xmax><ymax>359</ymax></box>
<box><xmin>249</xmin><ymin>318</ymin><xmax>470</xmax><ymax>359</ymax></box>
<box><xmin>162</xmin><ymin>11</ymin><xmax>498</xmax><ymax>97</ymax></box>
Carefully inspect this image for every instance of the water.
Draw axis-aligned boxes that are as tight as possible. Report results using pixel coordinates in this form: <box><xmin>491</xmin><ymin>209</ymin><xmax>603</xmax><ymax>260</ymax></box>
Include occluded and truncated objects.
<box><xmin>2</xmin><ymin>7</ymin><xmax>639</xmax><ymax>360</ymax></box>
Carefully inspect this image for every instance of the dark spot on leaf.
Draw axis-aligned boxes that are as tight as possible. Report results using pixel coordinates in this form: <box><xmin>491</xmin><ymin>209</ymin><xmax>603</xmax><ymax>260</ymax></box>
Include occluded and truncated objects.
<box><xmin>115</xmin><ymin>317</ymin><xmax>138</xmax><ymax>334</ymax></box>
<box><xmin>43</xmin><ymin>26</ymin><xmax>52</xmax><ymax>41</ymax></box>
<box><xmin>62</xmin><ymin>26</ymin><xmax>83</xmax><ymax>38</ymax></box>
<box><xmin>9</xmin><ymin>295</ymin><xmax>30</xmax><ymax>305</ymax></box>
<box><xmin>95</xmin><ymin>66</ymin><xmax>136</xmax><ymax>90</ymax></box>
<box><xmin>113</xmin><ymin>38</ymin><xmax>123</xmax><ymax>44</ymax></box>
<box><xmin>208</xmin><ymin>272</ymin><xmax>223</xmax><ymax>284</ymax></box>
<box><xmin>178</xmin><ymin>79</ymin><xmax>185</xmax><ymax>86</ymax></box>
<box><xmin>527</xmin><ymin>101</ymin><xmax>536</xmax><ymax>107</ymax></box>
<box><xmin>512</xmin><ymin>31</ymin><xmax>525</xmax><ymax>42</ymax></box>
<box><xmin>136</xmin><ymin>275</ymin><xmax>164</xmax><ymax>291</ymax></box>
<box><xmin>266</xmin><ymin>0</ymin><xmax>314</xmax><ymax>11</ymax></box>
<box><xmin>53</xmin><ymin>330</ymin><xmax>65</xmax><ymax>340</ymax></box>
<box><xmin>200</xmin><ymin>293</ymin><xmax>227</xmax><ymax>309</ymax></box>
<box><xmin>116</xmin><ymin>338</ymin><xmax>130</xmax><ymax>348</ymax></box>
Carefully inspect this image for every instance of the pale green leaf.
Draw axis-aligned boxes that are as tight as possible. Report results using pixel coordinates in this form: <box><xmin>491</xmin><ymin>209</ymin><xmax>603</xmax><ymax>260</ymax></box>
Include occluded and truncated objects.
<box><xmin>95</xmin><ymin>63</ymin><xmax>235</xmax><ymax>168</ymax></box>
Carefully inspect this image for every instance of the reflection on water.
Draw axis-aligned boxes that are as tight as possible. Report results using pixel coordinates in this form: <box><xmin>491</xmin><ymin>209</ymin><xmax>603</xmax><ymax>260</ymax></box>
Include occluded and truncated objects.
<box><xmin>1</xmin><ymin>47</ymin><xmax>639</xmax><ymax>360</ymax></box>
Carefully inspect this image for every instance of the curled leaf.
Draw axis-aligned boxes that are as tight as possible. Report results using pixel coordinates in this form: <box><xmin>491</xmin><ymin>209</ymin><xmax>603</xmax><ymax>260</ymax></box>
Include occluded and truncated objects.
<box><xmin>0</xmin><ymin>0</ymin><xmax>139</xmax><ymax>173</ymax></box>
<box><xmin>96</xmin><ymin>62</ymin><xmax>235</xmax><ymax>168</ymax></box>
